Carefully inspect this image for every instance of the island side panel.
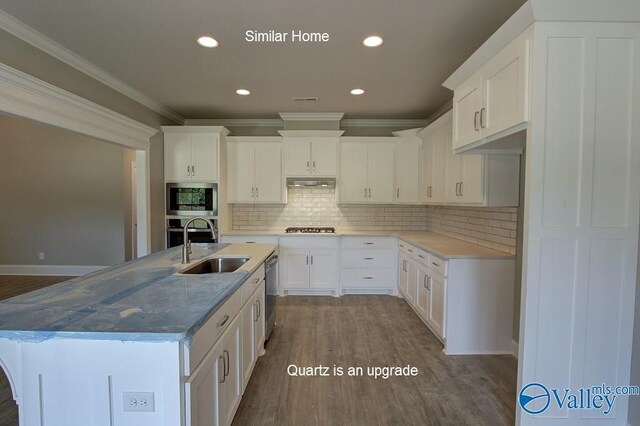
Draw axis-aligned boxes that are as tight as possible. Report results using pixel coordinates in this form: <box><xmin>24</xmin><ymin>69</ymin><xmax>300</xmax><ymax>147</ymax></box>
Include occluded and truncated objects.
<box><xmin>15</xmin><ymin>339</ymin><xmax>182</xmax><ymax>426</ymax></box>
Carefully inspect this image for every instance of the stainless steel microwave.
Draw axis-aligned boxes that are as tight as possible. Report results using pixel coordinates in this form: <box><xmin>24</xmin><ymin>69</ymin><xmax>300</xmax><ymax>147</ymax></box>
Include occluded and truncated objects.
<box><xmin>166</xmin><ymin>183</ymin><xmax>218</xmax><ymax>216</ymax></box>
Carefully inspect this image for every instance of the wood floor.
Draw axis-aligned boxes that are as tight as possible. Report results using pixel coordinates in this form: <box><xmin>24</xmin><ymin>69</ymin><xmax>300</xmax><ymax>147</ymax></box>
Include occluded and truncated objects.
<box><xmin>0</xmin><ymin>278</ymin><xmax>517</xmax><ymax>425</ymax></box>
<box><xmin>233</xmin><ymin>296</ymin><xmax>518</xmax><ymax>426</ymax></box>
<box><xmin>0</xmin><ymin>275</ymin><xmax>72</xmax><ymax>426</ymax></box>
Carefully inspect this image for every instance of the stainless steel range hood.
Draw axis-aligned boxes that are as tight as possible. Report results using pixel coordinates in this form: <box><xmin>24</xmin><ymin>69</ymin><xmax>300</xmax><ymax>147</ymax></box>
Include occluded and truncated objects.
<box><xmin>286</xmin><ymin>178</ymin><xmax>336</xmax><ymax>188</ymax></box>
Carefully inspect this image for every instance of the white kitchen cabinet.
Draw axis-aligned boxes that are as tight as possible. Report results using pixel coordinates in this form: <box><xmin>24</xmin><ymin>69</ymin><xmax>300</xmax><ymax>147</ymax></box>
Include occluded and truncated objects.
<box><xmin>339</xmin><ymin>139</ymin><xmax>396</xmax><ymax>204</ymax></box>
<box><xmin>163</xmin><ymin>127</ymin><xmax>229</xmax><ymax>182</ymax></box>
<box><xmin>406</xmin><ymin>255</ymin><xmax>418</xmax><ymax>306</ymax></box>
<box><xmin>427</xmin><ymin>272</ymin><xmax>446</xmax><ymax>339</ymax></box>
<box><xmin>240</xmin><ymin>295</ymin><xmax>255</xmax><ymax>392</ymax></box>
<box><xmin>281</xmin><ymin>131</ymin><xmax>341</xmax><ymax>177</ymax></box>
<box><xmin>419</xmin><ymin>116</ymin><xmax>448</xmax><ymax>204</ymax></box>
<box><xmin>445</xmin><ymin>142</ymin><xmax>485</xmax><ymax>204</ymax></box>
<box><xmin>451</xmin><ymin>30</ymin><xmax>530</xmax><ymax>152</ymax></box>
<box><xmin>279</xmin><ymin>237</ymin><xmax>339</xmax><ymax>295</ymax></box>
<box><xmin>398</xmin><ymin>251</ymin><xmax>409</xmax><ymax>296</ymax></box>
<box><xmin>254</xmin><ymin>281</ymin><xmax>266</xmax><ymax>357</ymax></box>
<box><xmin>340</xmin><ymin>237</ymin><xmax>397</xmax><ymax>294</ymax></box>
<box><xmin>393</xmin><ymin>137</ymin><xmax>421</xmax><ymax>204</ymax></box>
<box><xmin>416</xmin><ymin>264</ymin><xmax>429</xmax><ymax>319</ymax></box>
<box><xmin>227</xmin><ymin>137</ymin><xmax>284</xmax><ymax>203</ymax></box>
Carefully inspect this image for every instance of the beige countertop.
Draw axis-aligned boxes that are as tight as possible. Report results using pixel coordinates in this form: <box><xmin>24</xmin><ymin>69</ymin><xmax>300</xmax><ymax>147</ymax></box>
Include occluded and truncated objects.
<box><xmin>212</xmin><ymin>243</ymin><xmax>277</xmax><ymax>274</ymax></box>
<box><xmin>221</xmin><ymin>230</ymin><xmax>513</xmax><ymax>260</ymax></box>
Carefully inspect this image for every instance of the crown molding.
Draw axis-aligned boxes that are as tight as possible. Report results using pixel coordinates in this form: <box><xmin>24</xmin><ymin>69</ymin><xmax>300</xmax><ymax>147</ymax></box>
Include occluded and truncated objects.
<box><xmin>0</xmin><ymin>62</ymin><xmax>158</xmax><ymax>150</ymax></box>
<box><xmin>0</xmin><ymin>9</ymin><xmax>184</xmax><ymax>124</ymax></box>
<box><xmin>278</xmin><ymin>130</ymin><xmax>345</xmax><ymax>137</ymax></box>
<box><xmin>183</xmin><ymin>118</ymin><xmax>283</xmax><ymax>127</ymax></box>
<box><xmin>279</xmin><ymin>112</ymin><xmax>344</xmax><ymax>121</ymax></box>
<box><xmin>162</xmin><ymin>125</ymin><xmax>230</xmax><ymax>136</ymax></box>
<box><xmin>341</xmin><ymin>118</ymin><xmax>429</xmax><ymax>128</ymax></box>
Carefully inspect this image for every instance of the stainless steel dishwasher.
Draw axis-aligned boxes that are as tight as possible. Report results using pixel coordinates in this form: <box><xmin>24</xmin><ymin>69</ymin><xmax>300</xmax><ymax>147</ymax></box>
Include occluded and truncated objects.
<box><xmin>264</xmin><ymin>252</ymin><xmax>278</xmax><ymax>340</ymax></box>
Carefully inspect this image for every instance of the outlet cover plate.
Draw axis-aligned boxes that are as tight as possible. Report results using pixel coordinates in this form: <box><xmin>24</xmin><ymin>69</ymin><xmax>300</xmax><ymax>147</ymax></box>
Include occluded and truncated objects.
<box><xmin>123</xmin><ymin>391</ymin><xmax>155</xmax><ymax>412</ymax></box>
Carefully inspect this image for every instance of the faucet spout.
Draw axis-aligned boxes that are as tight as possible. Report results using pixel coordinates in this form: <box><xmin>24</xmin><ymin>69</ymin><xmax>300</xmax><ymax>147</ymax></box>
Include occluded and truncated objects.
<box><xmin>182</xmin><ymin>217</ymin><xmax>218</xmax><ymax>264</ymax></box>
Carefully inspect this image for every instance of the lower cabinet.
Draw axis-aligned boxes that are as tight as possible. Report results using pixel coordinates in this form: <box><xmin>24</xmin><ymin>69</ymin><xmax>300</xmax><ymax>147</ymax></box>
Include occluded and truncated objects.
<box><xmin>279</xmin><ymin>237</ymin><xmax>339</xmax><ymax>295</ymax></box>
<box><xmin>240</xmin><ymin>281</ymin><xmax>265</xmax><ymax>392</ymax></box>
<box><xmin>185</xmin><ymin>316</ymin><xmax>241</xmax><ymax>426</ymax></box>
<box><xmin>340</xmin><ymin>237</ymin><xmax>397</xmax><ymax>294</ymax></box>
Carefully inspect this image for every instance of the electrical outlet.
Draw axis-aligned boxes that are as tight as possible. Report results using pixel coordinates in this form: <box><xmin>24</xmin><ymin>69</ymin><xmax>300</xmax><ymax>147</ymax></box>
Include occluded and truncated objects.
<box><xmin>122</xmin><ymin>392</ymin><xmax>155</xmax><ymax>413</ymax></box>
<box><xmin>38</xmin><ymin>252</ymin><xmax>45</xmax><ymax>261</ymax></box>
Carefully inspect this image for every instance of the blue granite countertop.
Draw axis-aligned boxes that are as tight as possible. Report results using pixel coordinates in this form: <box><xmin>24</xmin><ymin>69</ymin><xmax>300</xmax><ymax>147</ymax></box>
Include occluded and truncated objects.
<box><xmin>0</xmin><ymin>244</ymin><xmax>255</xmax><ymax>343</ymax></box>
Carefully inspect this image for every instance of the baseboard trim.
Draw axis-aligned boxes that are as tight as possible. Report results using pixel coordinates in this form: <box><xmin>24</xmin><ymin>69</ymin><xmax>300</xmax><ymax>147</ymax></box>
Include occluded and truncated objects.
<box><xmin>0</xmin><ymin>265</ymin><xmax>108</xmax><ymax>276</ymax></box>
<box><xmin>512</xmin><ymin>339</ymin><xmax>519</xmax><ymax>359</ymax></box>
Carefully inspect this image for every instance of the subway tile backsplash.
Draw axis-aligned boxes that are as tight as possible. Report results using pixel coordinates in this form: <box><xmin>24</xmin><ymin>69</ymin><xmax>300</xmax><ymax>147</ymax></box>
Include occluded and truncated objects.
<box><xmin>231</xmin><ymin>187</ymin><xmax>517</xmax><ymax>254</ymax></box>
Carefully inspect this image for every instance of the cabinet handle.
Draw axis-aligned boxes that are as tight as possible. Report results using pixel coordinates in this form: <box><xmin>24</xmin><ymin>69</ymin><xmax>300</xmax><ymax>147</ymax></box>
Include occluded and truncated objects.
<box><xmin>429</xmin><ymin>186</ymin><xmax>433</xmax><ymax>198</ymax></box>
<box><xmin>408</xmin><ymin>249</ymin><xmax>413</xmax><ymax>253</ymax></box>
<box><xmin>423</xmin><ymin>275</ymin><xmax>428</xmax><ymax>288</ymax></box>
<box><xmin>402</xmin><ymin>260</ymin><xmax>407</xmax><ymax>272</ymax></box>
<box><xmin>363</xmin><ymin>277</ymin><xmax>374</xmax><ymax>280</ymax></box>
<box><xmin>307</xmin><ymin>161</ymin><xmax>310</xmax><ymax>171</ymax></box>
<box><xmin>432</xmin><ymin>262</ymin><xmax>440</xmax><ymax>267</ymax></box>
<box><xmin>254</xmin><ymin>277</ymin><xmax>260</xmax><ymax>284</ymax></box>
<box><xmin>187</xmin><ymin>165</ymin><xmax>191</xmax><ymax>176</ymax></box>
<box><xmin>480</xmin><ymin>107</ymin><xmax>486</xmax><ymax>128</ymax></box>
<box><xmin>363</xmin><ymin>242</ymin><xmax>374</xmax><ymax>245</ymax></box>
<box><xmin>474</xmin><ymin>111</ymin><xmax>480</xmax><ymax>131</ymax></box>
<box><xmin>368</xmin><ymin>188</ymin><xmax>371</xmax><ymax>198</ymax></box>
<box><xmin>192</xmin><ymin>165</ymin><xmax>195</xmax><ymax>176</ymax></box>
<box><xmin>312</xmin><ymin>161</ymin><xmax>316</xmax><ymax>171</ymax></box>
<box><xmin>364</xmin><ymin>187</ymin><xmax>368</xmax><ymax>198</ymax></box>
<box><xmin>310</xmin><ymin>255</ymin><xmax>314</xmax><ymax>265</ymax></box>
<box><xmin>217</xmin><ymin>314</ymin><xmax>230</xmax><ymax>328</ymax></box>
<box><xmin>306</xmin><ymin>255</ymin><xmax>309</xmax><ymax>265</ymax></box>
<box><xmin>363</xmin><ymin>257</ymin><xmax>374</xmax><ymax>260</ymax></box>
<box><xmin>460</xmin><ymin>182</ymin><xmax>463</xmax><ymax>196</ymax></box>
<box><xmin>257</xmin><ymin>300</ymin><xmax>261</xmax><ymax>318</ymax></box>
<box><xmin>224</xmin><ymin>349</ymin><xmax>230</xmax><ymax>377</ymax></box>
<box><xmin>219</xmin><ymin>355</ymin><xmax>226</xmax><ymax>383</ymax></box>
<box><xmin>418</xmin><ymin>254</ymin><xmax>425</xmax><ymax>259</ymax></box>
<box><xmin>256</xmin><ymin>187</ymin><xmax>259</xmax><ymax>198</ymax></box>
<box><xmin>397</xmin><ymin>188</ymin><xmax>400</xmax><ymax>198</ymax></box>
<box><xmin>456</xmin><ymin>182</ymin><xmax>460</xmax><ymax>196</ymax></box>
<box><xmin>251</xmin><ymin>187</ymin><xmax>255</xmax><ymax>197</ymax></box>
<box><xmin>427</xmin><ymin>276</ymin><xmax>432</xmax><ymax>291</ymax></box>
<box><xmin>254</xmin><ymin>303</ymin><xmax>258</xmax><ymax>322</ymax></box>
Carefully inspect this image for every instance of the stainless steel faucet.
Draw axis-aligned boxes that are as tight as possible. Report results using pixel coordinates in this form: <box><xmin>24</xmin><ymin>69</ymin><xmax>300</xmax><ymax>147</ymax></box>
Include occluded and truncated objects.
<box><xmin>182</xmin><ymin>217</ymin><xmax>217</xmax><ymax>264</ymax></box>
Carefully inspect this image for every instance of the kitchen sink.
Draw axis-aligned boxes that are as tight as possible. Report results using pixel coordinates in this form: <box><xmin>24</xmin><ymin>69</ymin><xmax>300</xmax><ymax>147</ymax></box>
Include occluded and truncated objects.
<box><xmin>181</xmin><ymin>257</ymin><xmax>249</xmax><ymax>274</ymax></box>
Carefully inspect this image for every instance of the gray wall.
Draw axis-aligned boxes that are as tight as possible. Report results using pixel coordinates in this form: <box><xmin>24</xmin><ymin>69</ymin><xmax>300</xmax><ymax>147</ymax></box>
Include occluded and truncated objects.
<box><xmin>0</xmin><ymin>114</ymin><xmax>129</xmax><ymax>266</ymax></box>
<box><xmin>0</xmin><ymin>28</ymin><xmax>176</xmax><ymax>253</ymax></box>
<box><xmin>630</xmin><ymin>225</ymin><xmax>640</xmax><ymax>426</ymax></box>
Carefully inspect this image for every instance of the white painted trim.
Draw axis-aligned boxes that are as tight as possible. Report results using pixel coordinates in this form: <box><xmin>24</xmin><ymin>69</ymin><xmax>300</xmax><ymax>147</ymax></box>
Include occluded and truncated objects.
<box><xmin>279</xmin><ymin>112</ymin><xmax>344</xmax><ymax>121</ymax></box>
<box><xmin>0</xmin><ymin>62</ymin><xmax>157</xmax><ymax>150</ymax></box>
<box><xmin>511</xmin><ymin>339</ymin><xmax>519</xmax><ymax>359</ymax></box>
<box><xmin>0</xmin><ymin>9</ymin><xmax>184</xmax><ymax>124</ymax></box>
<box><xmin>0</xmin><ymin>265</ymin><xmax>108</xmax><ymax>276</ymax></box>
<box><xmin>392</xmin><ymin>128</ymin><xmax>424</xmax><ymax>137</ymax></box>
<box><xmin>135</xmin><ymin>150</ymin><xmax>151</xmax><ymax>256</ymax></box>
<box><xmin>183</xmin><ymin>118</ymin><xmax>282</xmax><ymax>127</ymax></box>
<box><xmin>278</xmin><ymin>130</ymin><xmax>344</xmax><ymax>137</ymax></box>
<box><xmin>161</xmin><ymin>125</ymin><xmax>230</xmax><ymax>136</ymax></box>
<box><xmin>342</xmin><ymin>118</ymin><xmax>429</xmax><ymax>128</ymax></box>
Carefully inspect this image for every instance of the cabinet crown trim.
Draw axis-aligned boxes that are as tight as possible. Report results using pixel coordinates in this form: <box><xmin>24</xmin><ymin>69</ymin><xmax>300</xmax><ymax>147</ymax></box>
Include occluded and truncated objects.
<box><xmin>279</xmin><ymin>130</ymin><xmax>344</xmax><ymax>137</ymax></box>
<box><xmin>161</xmin><ymin>126</ymin><xmax>230</xmax><ymax>135</ymax></box>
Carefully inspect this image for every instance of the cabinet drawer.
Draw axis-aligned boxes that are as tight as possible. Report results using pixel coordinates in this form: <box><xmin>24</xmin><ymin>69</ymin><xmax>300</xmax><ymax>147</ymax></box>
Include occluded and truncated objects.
<box><xmin>340</xmin><ymin>268</ymin><xmax>396</xmax><ymax>288</ymax></box>
<box><xmin>341</xmin><ymin>237</ymin><xmax>396</xmax><ymax>250</ymax></box>
<box><xmin>279</xmin><ymin>236</ymin><xmax>338</xmax><ymax>250</ymax></box>
<box><xmin>241</xmin><ymin>264</ymin><xmax>265</xmax><ymax>305</ymax></box>
<box><xmin>415</xmin><ymin>249</ymin><xmax>430</xmax><ymax>265</ymax></box>
<box><xmin>341</xmin><ymin>249</ymin><xmax>395</xmax><ymax>268</ymax></box>
<box><xmin>221</xmin><ymin>236</ymin><xmax>279</xmax><ymax>245</ymax></box>
<box><xmin>428</xmin><ymin>255</ymin><xmax>447</xmax><ymax>277</ymax></box>
<box><xmin>185</xmin><ymin>289</ymin><xmax>241</xmax><ymax>375</ymax></box>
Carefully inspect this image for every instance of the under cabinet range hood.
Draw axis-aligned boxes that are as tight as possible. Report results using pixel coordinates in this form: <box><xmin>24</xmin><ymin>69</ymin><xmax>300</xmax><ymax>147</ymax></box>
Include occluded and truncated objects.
<box><xmin>286</xmin><ymin>178</ymin><xmax>336</xmax><ymax>188</ymax></box>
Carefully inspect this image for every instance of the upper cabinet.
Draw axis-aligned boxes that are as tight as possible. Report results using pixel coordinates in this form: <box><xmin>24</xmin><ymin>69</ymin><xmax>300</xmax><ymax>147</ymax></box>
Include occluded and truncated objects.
<box><xmin>451</xmin><ymin>29</ymin><xmax>530</xmax><ymax>153</ymax></box>
<box><xmin>420</xmin><ymin>115</ymin><xmax>448</xmax><ymax>204</ymax></box>
<box><xmin>280</xmin><ymin>131</ymin><xmax>343</xmax><ymax>177</ymax></box>
<box><xmin>227</xmin><ymin>137</ymin><xmax>284</xmax><ymax>204</ymax></box>
<box><xmin>339</xmin><ymin>138</ymin><xmax>395</xmax><ymax>204</ymax></box>
<box><xmin>162</xmin><ymin>126</ymin><xmax>229</xmax><ymax>182</ymax></box>
<box><xmin>392</xmin><ymin>129</ymin><xmax>422</xmax><ymax>204</ymax></box>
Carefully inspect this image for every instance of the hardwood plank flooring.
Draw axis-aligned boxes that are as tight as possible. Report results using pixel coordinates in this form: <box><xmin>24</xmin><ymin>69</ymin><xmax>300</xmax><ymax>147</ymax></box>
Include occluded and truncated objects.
<box><xmin>233</xmin><ymin>296</ymin><xmax>517</xmax><ymax>426</ymax></box>
<box><xmin>0</xmin><ymin>275</ymin><xmax>72</xmax><ymax>426</ymax></box>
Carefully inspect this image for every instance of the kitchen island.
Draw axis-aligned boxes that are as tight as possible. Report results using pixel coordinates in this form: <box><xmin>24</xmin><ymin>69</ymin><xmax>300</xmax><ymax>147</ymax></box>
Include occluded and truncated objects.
<box><xmin>0</xmin><ymin>242</ymin><xmax>275</xmax><ymax>426</ymax></box>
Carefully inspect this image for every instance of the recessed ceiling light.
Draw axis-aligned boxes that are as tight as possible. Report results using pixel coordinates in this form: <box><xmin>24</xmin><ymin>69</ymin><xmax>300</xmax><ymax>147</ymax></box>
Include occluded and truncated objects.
<box><xmin>236</xmin><ymin>89</ymin><xmax>250</xmax><ymax>96</ymax></box>
<box><xmin>351</xmin><ymin>88</ymin><xmax>365</xmax><ymax>95</ymax></box>
<box><xmin>362</xmin><ymin>35</ymin><xmax>383</xmax><ymax>47</ymax></box>
<box><xmin>197</xmin><ymin>36</ymin><xmax>219</xmax><ymax>48</ymax></box>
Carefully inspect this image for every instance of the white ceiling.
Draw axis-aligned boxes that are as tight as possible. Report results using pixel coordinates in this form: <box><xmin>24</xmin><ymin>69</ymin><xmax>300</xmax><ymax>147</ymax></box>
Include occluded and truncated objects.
<box><xmin>0</xmin><ymin>0</ymin><xmax>525</xmax><ymax>120</ymax></box>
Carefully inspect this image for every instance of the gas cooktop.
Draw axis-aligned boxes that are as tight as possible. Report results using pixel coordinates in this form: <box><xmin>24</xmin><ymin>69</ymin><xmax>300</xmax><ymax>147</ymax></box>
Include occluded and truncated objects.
<box><xmin>285</xmin><ymin>227</ymin><xmax>336</xmax><ymax>234</ymax></box>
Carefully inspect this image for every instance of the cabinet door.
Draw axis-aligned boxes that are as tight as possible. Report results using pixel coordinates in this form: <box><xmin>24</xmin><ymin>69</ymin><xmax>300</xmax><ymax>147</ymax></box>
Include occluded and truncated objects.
<box><xmin>309</xmin><ymin>250</ymin><xmax>338</xmax><ymax>289</ymax></box>
<box><xmin>218</xmin><ymin>319</ymin><xmax>242</xmax><ymax>426</ymax></box>
<box><xmin>310</xmin><ymin>139</ymin><xmax>338</xmax><ymax>176</ymax></box>
<box><xmin>406</xmin><ymin>258</ymin><xmax>418</xmax><ymax>305</ymax></box>
<box><xmin>367</xmin><ymin>144</ymin><xmax>395</xmax><ymax>203</ymax></box>
<box><xmin>185</xmin><ymin>343</ymin><xmax>219</xmax><ymax>426</ymax></box>
<box><xmin>254</xmin><ymin>281</ymin><xmax>266</xmax><ymax>357</ymax></box>
<box><xmin>430</xmin><ymin>134</ymin><xmax>447</xmax><ymax>203</ymax></box>
<box><xmin>339</xmin><ymin>143</ymin><xmax>368</xmax><ymax>203</ymax></box>
<box><xmin>416</xmin><ymin>265</ymin><xmax>430</xmax><ymax>319</ymax></box>
<box><xmin>459</xmin><ymin>154</ymin><xmax>485</xmax><ymax>204</ymax></box>
<box><xmin>481</xmin><ymin>34</ymin><xmax>528</xmax><ymax>139</ymax></box>
<box><xmin>444</xmin><ymin>139</ymin><xmax>462</xmax><ymax>203</ymax></box>
<box><xmin>395</xmin><ymin>140</ymin><xmax>420</xmax><ymax>203</ymax></box>
<box><xmin>420</xmin><ymin>138</ymin><xmax>434</xmax><ymax>203</ymax></box>
<box><xmin>228</xmin><ymin>143</ymin><xmax>255</xmax><ymax>202</ymax></box>
<box><xmin>282</xmin><ymin>250</ymin><xmax>310</xmax><ymax>289</ymax></box>
<box><xmin>398</xmin><ymin>253</ymin><xmax>409</xmax><ymax>296</ymax></box>
<box><xmin>240</xmin><ymin>298</ymin><xmax>255</xmax><ymax>392</ymax></box>
<box><xmin>452</xmin><ymin>74</ymin><xmax>483</xmax><ymax>151</ymax></box>
<box><xmin>192</xmin><ymin>135</ymin><xmax>218</xmax><ymax>181</ymax></box>
<box><xmin>284</xmin><ymin>139</ymin><xmax>311</xmax><ymax>176</ymax></box>
<box><xmin>254</xmin><ymin>143</ymin><xmax>283</xmax><ymax>203</ymax></box>
<box><xmin>427</xmin><ymin>274</ymin><xmax>446</xmax><ymax>339</ymax></box>
<box><xmin>165</xmin><ymin>134</ymin><xmax>193</xmax><ymax>182</ymax></box>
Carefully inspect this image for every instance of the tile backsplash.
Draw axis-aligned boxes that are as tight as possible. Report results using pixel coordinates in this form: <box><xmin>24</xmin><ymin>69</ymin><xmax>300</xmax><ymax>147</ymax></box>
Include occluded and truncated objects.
<box><xmin>231</xmin><ymin>188</ymin><xmax>518</xmax><ymax>254</ymax></box>
<box><xmin>232</xmin><ymin>187</ymin><xmax>428</xmax><ymax>231</ymax></box>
